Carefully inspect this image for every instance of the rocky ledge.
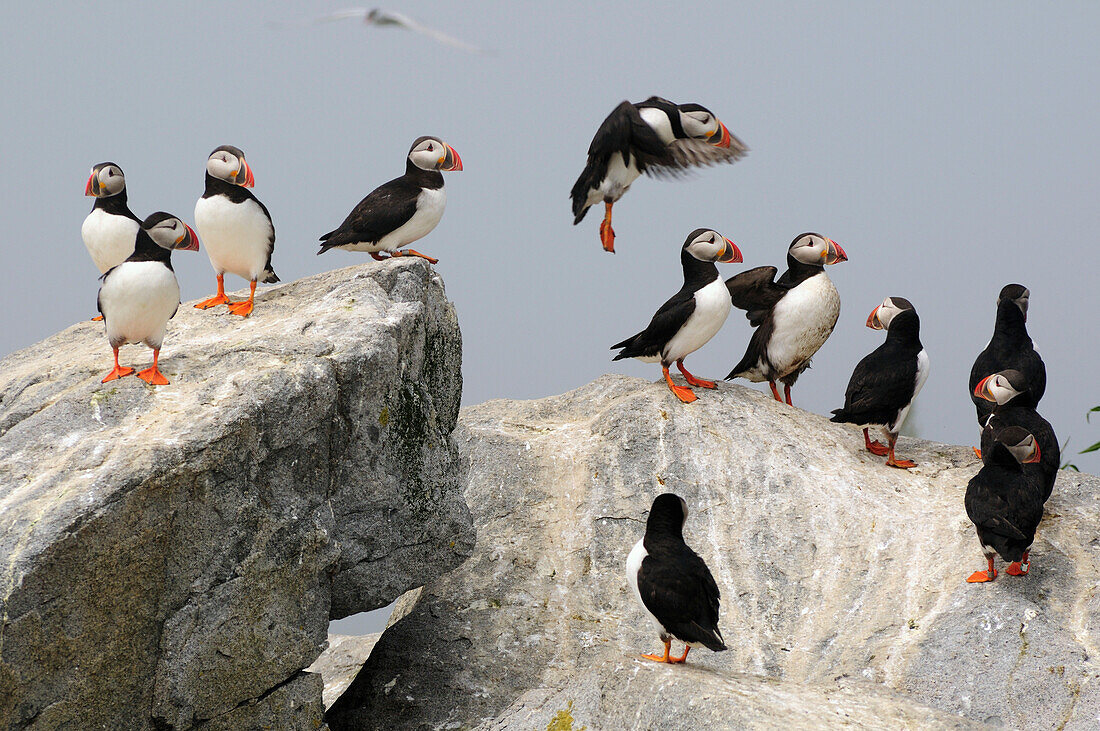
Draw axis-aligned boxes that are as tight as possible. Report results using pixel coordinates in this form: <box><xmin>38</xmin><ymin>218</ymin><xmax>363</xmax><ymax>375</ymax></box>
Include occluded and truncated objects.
<box><xmin>0</xmin><ymin>259</ymin><xmax>474</xmax><ymax>730</ymax></box>
<box><xmin>331</xmin><ymin>375</ymin><xmax>1100</xmax><ymax>730</ymax></box>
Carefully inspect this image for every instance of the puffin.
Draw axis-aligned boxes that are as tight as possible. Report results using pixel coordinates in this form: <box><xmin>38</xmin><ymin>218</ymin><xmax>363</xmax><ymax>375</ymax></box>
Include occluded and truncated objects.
<box><xmin>725</xmin><ymin>233</ymin><xmax>848</xmax><ymax>405</ymax></box>
<box><xmin>830</xmin><ymin>297</ymin><xmax>929</xmax><ymax>469</ymax></box>
<box><xmin>97</xmin><ymin>212</ymin><xmax>199</xmax><ymax>385</ymax></box>
<box><xmin>626</xmin><ymin>493</ymin><xmax>727</xmax><ymax>664</ymax></box>
<box><xmin>194</xmin><ymin>145</ymin><xmax>279</xmax><ymax>317</ymax></box>
<box><xmin>969</xmin><ymin>284</ymin><xmax>1045</xmax><ymax>425</ymax></box>
<box><xmin>611</xmin><ymin>229</ymin><xmax>743</xmax><ymax>403</ymax></box>
<box><xmin>974</xmin><ymin>369</ymin><xmax>1060</xmax><ymax>497</ymax></box>
<box><xmin>317</xmin><ymin>136</ymin><xmax>463</xmax><ymax>264</ymax></box>
<box><xmin>964</xmin><ymin>426</ymin><xmax>1044</xmax><ymax>582</ymax></box>
<box><xmin>82</xmin><ymin>162</ymin><xmax>142</xmax><ymax>273</ymax></box>
<box><xmin>570</xmin><ymin>97</ymin><xmax>747</xmax><ymax>253</ymax></box>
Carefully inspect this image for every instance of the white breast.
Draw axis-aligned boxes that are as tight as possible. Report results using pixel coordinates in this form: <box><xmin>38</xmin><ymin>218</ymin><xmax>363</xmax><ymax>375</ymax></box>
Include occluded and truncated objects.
<box><xmin>585</xmin><ymin>152</ymin><xmax>643</xmax><ymax>208</ymax></box>
<box><xmin>626</xmin><ymin>538</ymin><xmax>647</xmax><ymax>607</ymax></box>
<box><xmin>756</xmin><ymin>272</ymin><xmax>840</xmax><ymax>379</ymax></box>
<box><xmin>194</xmin><ymin>195</ymin><xmax>273</xmax><ymax>281</ymax></box>
<box><xmin>375</xmin><ymin>186</ymin><xmax>447</xmax><ymax>252</ymax></box>
<box><xmin>661</xmin><ymin>277</ymin><xmax>732</xmax><ymax>364</ymax></box>
<box><xmin>81</xmin><ymin>209</ymin><xmax>140</xmax><ymax>274</ymax></box>
<box><xmin>890</xmin><ymin>348</ymin><xmax>930</xmax><ymax>433</ymax></box>
<box><xmin>99</xmin><ymin>261</ymin><xmax>180</xmax><ymax>350</ymax></box>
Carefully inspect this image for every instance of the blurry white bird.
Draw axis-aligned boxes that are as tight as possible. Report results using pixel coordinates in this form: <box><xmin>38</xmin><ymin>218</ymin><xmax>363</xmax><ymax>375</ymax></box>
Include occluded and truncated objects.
<box><xmin>269</xmin><ymin>8</ymin><xmax>488</xmax><ymax>54</ymax></box>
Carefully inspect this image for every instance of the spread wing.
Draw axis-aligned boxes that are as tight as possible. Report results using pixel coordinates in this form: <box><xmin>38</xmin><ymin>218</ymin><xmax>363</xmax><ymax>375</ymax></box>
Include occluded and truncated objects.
<box><xmin>611</xmin><ymin>289</ymin><xmax>695</xmax><ymax>361</ymax></box>
<box><xmin>643</xmin><ymin>132</ymin><xmax>748</xmax><ymax>180</ymax></box>
<box><xmin>319</xmin><ymin>178</ymin><xmax>418</xmax><ymax>252</ymax></box>
<box><xmin>725</xmin><ymin>266</ymin><xmax>784</xmax><ymax>326</ymax></box>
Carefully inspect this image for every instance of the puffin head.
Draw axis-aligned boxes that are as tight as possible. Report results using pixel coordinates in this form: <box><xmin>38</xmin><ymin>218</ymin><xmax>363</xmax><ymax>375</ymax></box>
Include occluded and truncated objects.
<box><xmin>647</xmin><ymin>492</ymin><xmax>689</xmax><ymax>534</ymax></box>
<box><xmin>143</xmin><ymin>212</ymin><xmax>200</xmax><ymax>252</ymax></box>
<box><xmin>789</xmin><ymin>233</ymin><xmax>847</xmax><ymax>266</ymax></box>
<box><xmin>408</xmin><ymin>136</ymin><xmax>463</xmax><ymax>172</ymax></box>
<box><xmin>996</xmin><ymin>426</ymin><xmax>1042</xmax><ymax>465</ymax></box>
<box><xmin>866</xmin><ymin>296</ymin><xmax>915</xmax><ymax>330</ymax></box>
<box><xmin>677</xmin><ymin>103</ymin><xmax>732</xmax><ymax>148</ymax></box>
<box><xmin>206</xmin><ymin>145</ymin><xmax>254</xmax><ymax>187</ymax></box>
<box><xmin>85</xmin><ymin>162</ymin><xmax>126</xmax><ymax>198</ymax></box>
<box><xmin>998</xmin><ymin>283</ymin><xmax>1030</xmax><ymax>319</ymax></box>
<box><xmin>683</xmin><ymin>228</ymin><xmax>742</xmax><ymax>263</ymax></box>
<box><xmin>973</xmin><ymin>369</ymin><xmax>1028</xmax><ymax>406</ymax></box>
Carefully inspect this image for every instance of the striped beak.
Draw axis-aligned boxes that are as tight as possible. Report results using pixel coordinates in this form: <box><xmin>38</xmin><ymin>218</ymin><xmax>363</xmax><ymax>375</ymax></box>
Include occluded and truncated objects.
<box><xmin>717</xmin><ymin>237</ymin><xmax>743</xmax><ymax>263</ymax></box>
<box><xmin>85</xmin><ymin>171</ymin><xmax>98</xmax><ymax>197</ymax></box>
<box><xmin>709</xmin><ymin>121</ymin><xmax>732</xmax><ymax>148</ymax></box>
<box><xmin>973</xmin><ymin>375</ymin><xmax>995</xmax><ymax>402</ymax></box>
<box><xmin>1024</xmin><ymin>442</ymin><xmax>1042</xmax><ymax>464</ymax></box>
<box><xmin>824</xmin><ymin>238</ymin><xmax>847</xmax><ymax>264</ymax></box>
<box><xmin>866</xmin><ymin>305</ymin><xmax>883</xmax><ymax>330</ymax></box>
<box><xmin>441</xmin><ymin>144</ymin><xmax>463</xmax><ymax>171</ymax></box>
<box><xmin>176</xmin><ymin>224</ymin><xmax>201</xmax><ymax>251</ymax></box>
<box><xmin>237</xmin><ymin>160</ymin><xmax>255</xmax><ymax>188</ymax></box>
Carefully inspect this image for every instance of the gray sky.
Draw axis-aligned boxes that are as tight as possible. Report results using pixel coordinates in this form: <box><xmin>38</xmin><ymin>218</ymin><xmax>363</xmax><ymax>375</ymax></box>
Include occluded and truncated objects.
<box><xmin>3</xmin><ymin>3</ymin><xmax>1099</xmax><ymax>631</ymax></box>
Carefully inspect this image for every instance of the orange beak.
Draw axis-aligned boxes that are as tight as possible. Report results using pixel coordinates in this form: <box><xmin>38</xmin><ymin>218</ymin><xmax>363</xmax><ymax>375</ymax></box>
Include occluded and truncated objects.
<box><xmin>717</xmin><ymin>237</ymin><xmax>743</xmax><ymax>263</ymax></box>
<box><xmin>176</xmin><ymin>224</ymin><xmax>201</xmax><ymax>251</ymax></box>
<box><xmin>241</xmin><ymin>160</ymin><xmax>255</xmax><ymax>188</ymax></box>
<box><xmin>85</xmin><ymin>171</ymin><xmax>97</xmax><ymax>196</ymax></box>
<box><xmin>973</xmin><ymin>375</ymin><xmax>994</xmax><ymax>401</ymax></box>
<box><xmin>442</xmin><ymin>144</ymin><xmax>463</xmax><ymax>171</ymax></box>
<box><xmin>1025</xmin><ymin>443</ymin><xmax>1042</xmax><ymax>464</ymax></box>
<box><xmin>866</xmin><ymin>305</ymin><xmax>883</xmax><ymax>330</ymax></box>
<box><xmin>710</xmin><ymin>122</ymin><xmax>732</xmax><ymax>148</ymax></box>
<box><xmin>826</xmin><ymin>239</ymin><xmax>848</xmax><ymax>264</ymax></box>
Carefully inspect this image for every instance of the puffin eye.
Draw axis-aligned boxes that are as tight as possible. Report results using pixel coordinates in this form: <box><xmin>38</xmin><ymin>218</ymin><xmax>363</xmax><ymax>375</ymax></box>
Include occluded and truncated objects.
<box><xmin>427</xmin><ymin>144</ymin><xmax>434</xmax><ymax>152</ymax></box>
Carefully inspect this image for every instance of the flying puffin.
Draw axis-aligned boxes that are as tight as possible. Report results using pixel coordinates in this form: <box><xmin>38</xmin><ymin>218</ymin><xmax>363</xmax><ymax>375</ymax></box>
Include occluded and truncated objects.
<box><xmin>570</xmin><ymin>97</ymin><xmax>747</xmax><ymax>253</ymax></box>
<box><xmin>830</xmin><ymin>297</ymin><xmax>929</xmax><ymax>469</ymax></box>
<box><xmin>82</xmin><ymin>162</ymin><xmax>142</xmax><ymax>273</ymax></box>
<box><xmin>626</xmin><ymin>493</ymin><xmax>727</xmax><ymax>664</ymax></box>
<box><xmin>194</xmin><ymin>145</ymin><xmax>278</xmax><ymax>317</ymax></box>
<box><xmin>969</xmin><ymin>284</ymin><xmax>1045</xmax><ymax>426</ymax></box>
<box><xmin>318</xmin><ymin>136</ymin><xmax>463</xmax><ymax>264</ymax></box>
<box><xmin>97</xmin><ymin>212</ymin><xmax>199</xmax><ymax>385</ymax></box>
<box><xmin>964</xmin><ymin>426</ymin><xmax>1044</xmax><ymax>582</ymax></box>
<box><xmin>611</xmin><ymin>229</ymin><xmax>743</xmax><ymax>403</ymax></box>
<box><xmin>725</xmin><ymin>233</ymin><xmax>848</xmax><ymax>405</ymax></box>
<box><xmin>974</xmin><ymin>369</ymin><xmax>1060</xmax><ymax>497</ymax></box>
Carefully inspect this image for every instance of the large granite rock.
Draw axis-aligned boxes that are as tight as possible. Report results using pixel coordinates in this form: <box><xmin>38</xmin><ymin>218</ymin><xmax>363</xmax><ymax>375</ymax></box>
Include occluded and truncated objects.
<box><xmin>330</xmin><ymin>375</ymin><xmax>1100</xmax><ymax>730</ymax></box>
<box><xmin>0</xmin><ymin>259</ymin><xmax>473</xmax><ymax>730</ymax></box>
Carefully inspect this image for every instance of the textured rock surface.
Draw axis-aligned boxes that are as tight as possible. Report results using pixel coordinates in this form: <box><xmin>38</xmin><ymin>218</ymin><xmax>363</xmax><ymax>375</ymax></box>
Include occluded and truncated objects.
<box><xmin>308</xmin><ymin>634</ymin><xmax>382</xmax><ymax>709</ymax></box>
<box><xmin>0</xmin><ymin>259</ymin><xmax>473</xmax><ymax>729</ymax></box>
<box><xmin>330</xmin><ymin>375</ymin><xmax>1100</xmax><ymax>730</ymax></box>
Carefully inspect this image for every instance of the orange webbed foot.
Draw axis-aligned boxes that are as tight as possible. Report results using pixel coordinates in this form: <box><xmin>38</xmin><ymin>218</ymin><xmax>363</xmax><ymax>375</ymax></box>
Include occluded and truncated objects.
<box><xmin>136</xmin><ymin>366</ymin><xmax>169</xmax><ymax>385</ymax></box>
<box><xmin>684</xmin><ymin>376</ymin><xmax>716</xmax><ymax>389</ymax></box>
<box><xmin>392</xmin><ymin>249</ymin><xmax>439</xmax><ymax>264</ymax></box>
<box><xmin>102</xmin><ymin>365</ymin><xmax>135</xmax><ymax>383</ymax></box>
<box><xmin>967</xmin><ymin>569</ymin><xmax>997</xmax><ymax>583</ymax></box>
<box><xmin>1006</xmin><ymin>561</ymin><xmax>1029</xmax><ymax>576</ymax></box>
<box><xmin>599</xmin><ymin>221</ymin><xmax>616</xmax><ymax>253</ymax></box>
<box><xmin>867</xmin><ymin>441</ymin><xmax>890</xmax><ymax>456</ymax></box>
<box><xmin>886</xmin><ymin>457</ymin><xmax>918</xmax><ymax>469</ymax></box>
<box><xmin>973</xmin><ymin>447</ymin><xmax>982</xmax><ymax>459</ymax></box>
<box><xmin>226</xmin><ymin>300</ymin><xmax>254</xmax><ymax>317</ymax></box>
<box><xmin>640</xmin><ymin>652</ymin><xmax>672</xmax><ymax>663</ymax></box>
<box><xmin>91</xmin><ymin>315</ymin><xmax>104</xmax><ymax>322</ymax></box>
<box><xmin>670</xmin><ymin>384</ymin><xmax>697</xmax><ymax>404</ymax></box>
<box><xmin>195</xmin><ymin>293</ymin><xmax>231</xmax><ymax>309</ymax></box>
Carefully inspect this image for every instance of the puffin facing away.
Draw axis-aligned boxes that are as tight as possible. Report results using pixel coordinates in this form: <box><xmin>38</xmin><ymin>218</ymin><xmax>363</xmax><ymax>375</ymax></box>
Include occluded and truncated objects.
<box><xmin>626</xmin><ymin>493</ymin><xmax>727</xmax><ymax>664</ymax></box>
<box><xmin>831</xmin><ymin>297</ymin><xmax>929</xmax><ymax>469</ymax></box>
<box><xmin>194</xmin><ymin>145</ymin><xmax>279</xmax><ymax>317</ymax></box>
<box><xmin>82</xmin><ymin>162</ymin><xmax>142</xmax><ymax>274</ymax></box>
<box><xmin>974</xmin><ymin>369</ymin><xmax>1060</xmax><ymax>497</ymax></box>
<box><xmin>318</xmin><ymin>136</ymin><xmax>463</xmax><ymax>264</ymax></box>
<box><xmin>611</xmin><ymin>229</ymin><xmax>743</xmax><ymax>403</ymax></box>
<box><xmin>725</xmin><ymin>233</ymin><xmax>848</xmax><ymax>405</ymax></box>
<box><xmin>97</xmin><ymin>213</ymin><xmax>199</xmax><ymax>385</ymax></box>
<box><xmin>571</xmin><ymin>97</ymin><xmax>747</xmax><ymax>253</ymax></box>
<box><xmin>969</xmin><ymin>284</ymin><xmax>1045</xmax><ymax>426</ymax></box>
<box><xmin>964</xmin><ymin>426</ymin><xmax>1044</xmax><ymax>583</ymax></box>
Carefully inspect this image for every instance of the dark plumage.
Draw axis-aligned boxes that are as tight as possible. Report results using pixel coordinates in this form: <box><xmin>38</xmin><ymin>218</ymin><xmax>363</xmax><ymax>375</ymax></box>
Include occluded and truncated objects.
<box><xmin>627</xmin><ymin>493</ymin><xmax>726</xmax><ymax>664</ymax></box>
<box><xmin>964</xmin><ymin>426</ymin><xmax>1045</xmax><ymax>582</ymax></box>
<box><xmin>969</xmin><ymin>284</ymin><xmax>1045</xmax><ymax>425</ymax></box>
<box><xmin>974</xmin><ymin>370</ymin><xmax>1059</xmax><ymax>498</ymax></box>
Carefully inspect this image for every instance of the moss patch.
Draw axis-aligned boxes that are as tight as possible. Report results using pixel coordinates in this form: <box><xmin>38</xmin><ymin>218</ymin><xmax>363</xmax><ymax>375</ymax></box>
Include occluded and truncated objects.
<box><xmin>546</xmin><ymin>701</ymin><xmax>586</xmax><ymax>731</ymax></box>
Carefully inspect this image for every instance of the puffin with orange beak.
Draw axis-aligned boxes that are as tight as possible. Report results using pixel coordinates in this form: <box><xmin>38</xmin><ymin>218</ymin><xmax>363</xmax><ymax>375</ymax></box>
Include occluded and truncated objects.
<box><xmin>964</xmin><ymin>426</ymin><xmax>1045</xmax><ymax>583</ymax></box>
<box><xmin>612</xmin><ymin>229</ymin><xmax>743</xmax><ymax>404</ymax></box>
<box><xmin>726</xmin><ymin>233</ymin><xmax>848</xmax><ymax>405</ymax></box>
<box><xmin>974</xmin><ymin>369</ymin><xmax>1059</xmax><ymax>497</ymax></box>
<box><xmin>97</xmin><ymin>212</ymin><xmax>199</xmax><ymax>386</ymax></box>
<box><xmin>194</xmin><ymin>145</ymin><xmax>279</xmax><ymax>317</ymax></box>
<box><xmin>571</xmin><ymin>97</ymin><xmax>747</xmax><ymax>253</ymax></box>
<box><xmin>831</xmin><ymin>297</ymin><xmax>929</xmax><ymax>469</ymax></box>
<box><xmin>318</xmin><ymin>136</ymin><xmax>463</xmax><ymax>263</ymax></box>
<box><xmin>82</xmin><ymin>162</ymin><xmax>142</xmax><ymax>275</ymax></box>
<box><xmin>968</xmin><ymin>284</ymin><xmax>1046</xmax><ymax>426</ymax></box>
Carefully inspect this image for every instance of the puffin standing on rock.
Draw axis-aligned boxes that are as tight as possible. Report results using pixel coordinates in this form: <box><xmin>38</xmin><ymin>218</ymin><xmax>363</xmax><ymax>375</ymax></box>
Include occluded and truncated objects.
<box><xmin>194</xmin><ymin>145</ymin><xmax>279</xmax><ymax>317</ymax></box>
<box><xmin>831</xmin><ymin>297</ymin><xmax>929</xmax><ymax>469</ymax></box>
<box><xmin>969</xmin><ymin>284</ymin><xmax>1045</xmax><ymax>426</ymax></box>
<box><xmin>725</xmin><ymin>233</ymin><xmax>848</xmax><ymax>405</ymax></box>
<box><xmin>964</xmin><ymin>426</ymin><xmax>1045</xmax><ymax>583</ymax></box>
<box><xmin>318</xmin><ymin>136</ymin><xmax>463</xmax><ymax>264</ymax></box>
<box><xmin>974</xmin><ymin>369</ymin><xmax>1059</xmax><ymax>496</ymax></box>
<box><xmin>570</xmin><ymin>96</ymin><xmax>747</xmax><ymax>253</ymax></box>
<box><xmin>97</xmin><ymin>213</ymin><xmax>199</xmax><ymax>385</ymax></box>
<box><xmin>611</xmin><ymin>229</ymin><xmax>743</xmax><ymax>403</ymax></box>
<box><xmin>626</xmin><ymin>493</ymin><xmax>727</xmax><ymax>664</ymax></box>
<box><xmin>82</xmin><ymin>162</ymin><xmax>142</xmax><ymax>274</ymax></box>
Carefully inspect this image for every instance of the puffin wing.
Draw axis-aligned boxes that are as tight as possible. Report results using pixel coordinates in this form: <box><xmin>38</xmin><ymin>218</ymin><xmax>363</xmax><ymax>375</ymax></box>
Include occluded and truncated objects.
<box><xmin>643</xmin><ymin>133</ymin><xmax>748</xmax><ymax>180</ymax></box>
<box><xmin>611</xmin><ymin>289</ymin><xmax>696</xmax><ymax>361</ymax></box>
<box><xmin>725</xmin><ymin>266</ymin><xmax>785</xmax><ymax>326</ymax></box>
<box><xmin>248</xmin><ymin>194</ymin><xmax>279</xmax><ymax>282</ymax></box>
<box><xmin>319</xmin><ymin>178</ymin><xmax>418</xmax><ymax>251</ymax></box>
<box><xmin>831</xmin><ymin>344</ymin><xmax>917</xmax><ymax>424</ymax></box>
<box><xmin>638</xmin><ymin>548</ymin><xmax>725</xmax><ymax>651</ymax></box>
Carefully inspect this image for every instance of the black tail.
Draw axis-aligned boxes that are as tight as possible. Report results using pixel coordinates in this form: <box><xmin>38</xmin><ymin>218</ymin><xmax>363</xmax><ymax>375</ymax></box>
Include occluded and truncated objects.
<box><xmin>262</xmin><ymin>268</ymin><xmax>279</xmax><ymax>284</ymax></box>
<box><xmin>829</xmin><ymin>408</ymin><xmax>850</xmax><ymax>423</ymax></box>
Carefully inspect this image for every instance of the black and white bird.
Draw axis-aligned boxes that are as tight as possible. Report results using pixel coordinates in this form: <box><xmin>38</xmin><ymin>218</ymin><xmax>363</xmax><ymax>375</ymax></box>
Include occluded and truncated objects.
<box><xmin>831</xmin><ymin>297</ymin><xmax>929</xmax><ymax>469</ymax></box>
<box><xmin>97</xmin><ymin>212</ymin><xmax>199</xmax><ymax>385</ymax></box>
<box><xmin>194</xmin><ymin>145</ymin><xmax>278</xmax><ymax>317</ymax></box>
<box><xmin>626</xmin><ymin>493</ymin><xmax>727</xmax><ymax>664</ymax></box>
<box><xmin>82</xmin><ymin>162</ymin><xmax>141</xmax><ymax>274</ymax></box>
<box><xmin>969</xmin><ymin>284</ymin><xmax>1045</xmax><ymax>426</ymax></box>
<box><xmin>964</xmin><ymin>426</ymin><xmax>1044</xmax><ymax>583</ymax></box>
<box><xmin>570</xmin><ymin>97</ymin><xmax>747</xmax><ymax>253</ymax></box>
<box><xmin>318</xmin><ymin>136</ymin><xmax>463</xmax><ymax>264</ymax></box>
<box><xmin>611</xmin><ymin>229</ymin><xmax>743</xmax><ymax>403</ymax></box>
<box><xmin>725</xmin><ymin>233</ymin><xmax>848</xmax><ymax>405</ymax></box>
<box><xmin>974</xmin><ymin>369</ymin><xmax>1060</xmax><ymax>497</ymax></box>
